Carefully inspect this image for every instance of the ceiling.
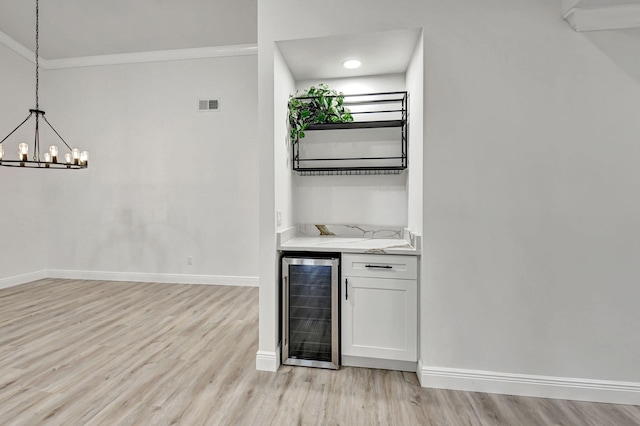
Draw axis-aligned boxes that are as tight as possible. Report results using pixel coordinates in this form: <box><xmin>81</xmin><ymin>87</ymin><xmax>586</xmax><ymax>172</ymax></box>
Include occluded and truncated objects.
<box><xmin>276</xmin><ymin>29</ymin><xmax>423</xmax><ymax>81</ymax></box>
<box><xmin>0</xmin><ymin>2</ymin><xmax>419</xmax><ymax>79</ymax></box>
<box><xmin>2</xmin><ymin>0</ymin><xmax>639</xmax><ymax>86</ymax></box>
<box><xmin>0</xmin><ymin>0</ymin><xmax>257</xmax><ymax>59</ymax></box>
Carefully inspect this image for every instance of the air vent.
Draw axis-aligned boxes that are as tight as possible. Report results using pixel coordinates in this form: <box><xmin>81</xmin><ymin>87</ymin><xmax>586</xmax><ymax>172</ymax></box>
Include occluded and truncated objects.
<box><xmin>198</xmin><ymin>99</ymin><xmax>220</xmax><ymax>112</ymax></box>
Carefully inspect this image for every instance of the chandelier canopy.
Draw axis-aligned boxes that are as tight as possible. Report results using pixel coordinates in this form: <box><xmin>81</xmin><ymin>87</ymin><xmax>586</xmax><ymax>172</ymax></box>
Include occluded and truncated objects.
<box><xmin>0</xmin><ymin>0</ymin><xmax>88</xmax><ymax>169</ymax></box>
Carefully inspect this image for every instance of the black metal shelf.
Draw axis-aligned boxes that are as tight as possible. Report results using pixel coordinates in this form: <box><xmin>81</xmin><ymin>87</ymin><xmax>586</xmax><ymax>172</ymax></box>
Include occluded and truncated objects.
<box><xmin>292</xmin><ymin>91</ymin><xmax>408</xmax><ymax>176</ymax></box>
<box><xmin>296</xmin><ymin>167</ymin><xmax>405</xmax><ymax>176</ymax></box>
<box><xmin>307</xmin><ymin>119</ymin><xmax>404</xmax><ymax>130</ymax></box>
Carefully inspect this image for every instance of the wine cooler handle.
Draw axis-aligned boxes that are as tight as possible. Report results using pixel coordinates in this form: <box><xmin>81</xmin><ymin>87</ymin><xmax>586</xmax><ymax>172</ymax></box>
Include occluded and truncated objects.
<box><xmin>345</xmin><ymin>278</ymin><xmax>348</xmax><ymax>300</ymax></box>
<box><xmin>283</xmin><ymin>275</ymin><xmax>288</xmax><ymax>347</ymax></box>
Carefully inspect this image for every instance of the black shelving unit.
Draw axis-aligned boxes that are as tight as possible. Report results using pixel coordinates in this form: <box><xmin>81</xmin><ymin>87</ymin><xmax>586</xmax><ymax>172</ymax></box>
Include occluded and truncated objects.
<box><xmin>292</xmin><ymin>91</ymin><xmax>408</xmax><ymax>176</ymax></box>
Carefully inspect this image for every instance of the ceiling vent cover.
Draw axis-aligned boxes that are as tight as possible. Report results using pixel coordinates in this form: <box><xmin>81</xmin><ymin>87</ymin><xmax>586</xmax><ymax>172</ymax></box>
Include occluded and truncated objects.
<box><xmin>199</xmin><ymin>99</ymin><xmax>220</xmax><ymax>112</ymax></box>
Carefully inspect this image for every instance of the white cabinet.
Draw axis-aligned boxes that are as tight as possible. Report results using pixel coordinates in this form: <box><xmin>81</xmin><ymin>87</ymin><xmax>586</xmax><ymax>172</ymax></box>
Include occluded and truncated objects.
<box><xmin>341</xmin><ymin>254</ymin><xmax>417</xmax><ymax>363</ymax></box>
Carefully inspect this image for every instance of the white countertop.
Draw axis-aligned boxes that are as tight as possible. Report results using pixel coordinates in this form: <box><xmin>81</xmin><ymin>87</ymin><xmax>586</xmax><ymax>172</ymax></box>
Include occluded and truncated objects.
<box><xmin>277</xmin><ymin>225</ymin><xmax>421</xmax><ymax>255</ymax></box>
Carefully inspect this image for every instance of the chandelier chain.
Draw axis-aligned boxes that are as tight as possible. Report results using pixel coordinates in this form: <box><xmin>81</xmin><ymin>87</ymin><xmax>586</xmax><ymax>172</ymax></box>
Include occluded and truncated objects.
<box><xmin>0</xmin><ymin>0</ymin><xmax>88</xmax><ymax>170</ymax></box>
<box><xmin>34</xmin><ymin>0</ymin><xmax>40</xmax><ymax>161</ymax></box>
<box><xmin>35</xmin><ymin>0</ymin><xmax>39</xmax><ymax>110</ymax></box>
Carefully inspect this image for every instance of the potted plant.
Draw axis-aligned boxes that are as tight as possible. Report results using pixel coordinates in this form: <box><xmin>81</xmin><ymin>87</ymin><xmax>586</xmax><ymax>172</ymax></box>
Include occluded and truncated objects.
<box><xmin>288</xmin><ymin>83</ymin><xmax>354</xmax><ymax>145</ymax></box>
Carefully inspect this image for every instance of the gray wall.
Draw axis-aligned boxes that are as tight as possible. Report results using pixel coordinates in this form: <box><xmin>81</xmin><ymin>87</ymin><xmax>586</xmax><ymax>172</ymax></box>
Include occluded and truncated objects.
<box><xmin>0</xmin><ymin>44</ymin><xmax>48</xmax><ymax>284</ymax></box>
<box><xmin>0</xmin><ymin>48</ymin><xmax>259</xmax><ymax>282</ymax></box>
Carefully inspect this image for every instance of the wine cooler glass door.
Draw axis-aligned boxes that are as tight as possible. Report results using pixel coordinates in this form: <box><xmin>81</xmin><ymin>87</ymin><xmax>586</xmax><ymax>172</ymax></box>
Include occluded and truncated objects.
<box><xmin>282</xmin><ymin>256</ymin><xmax>339</xmax><ymax>369</ymax></box>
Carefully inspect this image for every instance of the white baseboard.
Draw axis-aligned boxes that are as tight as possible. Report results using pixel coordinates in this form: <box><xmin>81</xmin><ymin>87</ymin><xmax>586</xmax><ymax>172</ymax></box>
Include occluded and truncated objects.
<box><xmin>418</xmin><ymin>364</ymin><xmax>640</xmax><ymax>405</ymax></box>
<box><xmin>47</xmin><ymin>269</ymin><xmax>258</xmax><ymax>287</ymax></box>
<box><xmin>0</xmin><ymin>270</ymin><xmax>258</xmax><ymax>289</ymax></box>
<box><xmin>256</xmin><ymin>348</ymin><xmax>281</xmax><ymax>372</ymax></box>
<box><xmin>0</xmin><ymin>270</ymin><xmax>48</xmax><ymax>290</ymax></box>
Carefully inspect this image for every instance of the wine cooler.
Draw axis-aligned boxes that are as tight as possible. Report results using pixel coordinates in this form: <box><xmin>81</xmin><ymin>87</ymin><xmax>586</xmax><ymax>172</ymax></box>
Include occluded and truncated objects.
<box><xmin>282</xmin><ymin>253</ymin><xmax>340</xmax><ymax>369</ymax></box>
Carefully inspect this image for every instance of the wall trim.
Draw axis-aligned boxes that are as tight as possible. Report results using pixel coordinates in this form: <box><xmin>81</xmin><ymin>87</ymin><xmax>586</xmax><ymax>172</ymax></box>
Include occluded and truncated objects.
<box><xmin>256</xmin><ymin>348</ymin><xmax>281</xmax><ymax>372</ymax></box>
<box><xmin>0</xmin><ymin>270</ymin><xmax>48</xmax><ymax>290</ymax></box>
<box><xmin>0</xmin><ymin>29</ymin><xmax>34</xmax><ymax>64</ymax></box>
<box><xmin>0</xmin><ymin>270</ymin><xmax>257</xmax><ymax>289</ymax></box>
<box><xmin>419</xmin><ymin>365</ymin><xmax>640</xmax><ymax>406</ymax></box>
<box><xmin>564</xmin><ymin>3</ymin><xmax>640</xmax><ymax>32</ymax></box>
<box><xmin>0</xmin><ymin>29</ymin><xmax>257</xmax><ymax>69</ymax></box>
<box><xmin>43</xmin><ymin>44</ymin><xmax>258</xmax><ymax>70</ymax></box>
<box><xmin>47</xmin><ymin>269</ymin><xmax>258</xmax><ymax>287</ymax></box>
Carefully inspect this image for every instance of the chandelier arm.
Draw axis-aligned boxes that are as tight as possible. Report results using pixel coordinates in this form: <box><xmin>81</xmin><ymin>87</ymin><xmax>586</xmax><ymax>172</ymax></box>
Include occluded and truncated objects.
<box><xmin>41</xmin><ymin>115</ymin><xmax>74</xmax><ymax>152</ymax></box>
<box><xmin>0</xmin><ymin>113</ymin><xmax>34</xmax><ymax>144</ymax></box>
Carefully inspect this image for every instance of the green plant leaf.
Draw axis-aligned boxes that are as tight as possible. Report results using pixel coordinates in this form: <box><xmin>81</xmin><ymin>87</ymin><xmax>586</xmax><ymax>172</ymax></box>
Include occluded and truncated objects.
<box><xmin>288</xmin><ymin>83</ymin><xmax>353</xmax><ymax>145</ymax></box>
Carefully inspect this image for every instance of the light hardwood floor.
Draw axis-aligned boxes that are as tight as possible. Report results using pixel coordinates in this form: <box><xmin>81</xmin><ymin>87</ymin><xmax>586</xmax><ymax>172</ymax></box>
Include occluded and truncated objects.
<box><xmin>0</xmin><ymin>279</ymin><xmax>638</xmax><ymax>425</ymax></box>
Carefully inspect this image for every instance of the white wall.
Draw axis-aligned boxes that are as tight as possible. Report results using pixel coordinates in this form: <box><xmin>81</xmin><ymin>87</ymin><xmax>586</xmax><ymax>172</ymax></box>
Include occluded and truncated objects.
<box><xmin>38</xmin><ymin>55</ymin><xmax>259</xmax><ymax>279</ymax></box>
<box><xmin>274</xmin><ymin>48</ymin><xmax>295</xmax><ymax>231</ymax></box>
<box><xmin>293</xmin><ymin>75</ymin><xmax>408</xmax><ymax>226</ymax></box>
<box><xmin>406</xmin><ymin>36</ymin><xmax>423</xmax><ymax>234</ymax></box>
<box><xmin>258</xmin><ymin>0</ymin><xmax>640</xmax><ymax>398</ymax></box>
<box><xmin>0</xmin><ymin>44</ymin><xmax>48</xmax><ymax>284</ymax></box>
<box><xmin>418</xmin><ymin>0</ymin><xmax>640</xmax><ymax>385</ymax></box>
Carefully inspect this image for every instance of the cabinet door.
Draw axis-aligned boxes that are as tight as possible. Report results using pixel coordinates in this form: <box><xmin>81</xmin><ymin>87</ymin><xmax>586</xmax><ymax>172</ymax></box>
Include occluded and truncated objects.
<box><xmin>342</xmin><ymin>276</ymin><xmax>417</xmax><ymax>361</ymax></box>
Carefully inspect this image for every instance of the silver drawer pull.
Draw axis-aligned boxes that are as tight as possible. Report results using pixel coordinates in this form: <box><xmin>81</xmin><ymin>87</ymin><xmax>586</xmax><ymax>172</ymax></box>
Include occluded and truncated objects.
<box><xmin>365</xmin><ymin>264</ymin><xmax>392</xmax><ymax>269</ymax></box>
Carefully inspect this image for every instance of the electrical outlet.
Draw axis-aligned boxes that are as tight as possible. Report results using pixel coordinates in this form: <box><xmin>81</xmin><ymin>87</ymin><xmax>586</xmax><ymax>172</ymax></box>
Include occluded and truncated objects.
<box><xmin>187</xmin><ymin>256</ymin><xmax>193</xmax><ymax>266</ymax></box>
<box><xmin>276</xmin><ymin>210</ymin><xmax>282</xmax><ymax>227</ymax></box>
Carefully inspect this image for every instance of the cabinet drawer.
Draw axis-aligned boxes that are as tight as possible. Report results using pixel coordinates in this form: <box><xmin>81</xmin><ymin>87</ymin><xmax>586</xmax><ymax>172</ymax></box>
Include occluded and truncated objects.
<box><xmin>342</xmin><ymin>254</ymin><xmax>417</xmax><ymax>280</ymax></box>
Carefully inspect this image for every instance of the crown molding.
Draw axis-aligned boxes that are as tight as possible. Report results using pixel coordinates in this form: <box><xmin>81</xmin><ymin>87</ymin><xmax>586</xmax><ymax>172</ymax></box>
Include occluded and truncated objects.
<box><xmin>564</xmin><ymin>3</ymin><xmax>640</xmax><ymax>32</ymax></box>
<box><xmin>43</xmin><ymin>44</ymin><xmax>258</xmax><ymax>69</ymax></box>
<box><xmin>562</xmin><ymin>0</ymin><xmax>582</xmax><ymax>15</ymax></box>
<box><xmin>0</xmin><ymin>29</ymin><xmax>257</xmax><ymax>69</ymax></box>
<box><xmin>0</xmin><ymin>29</ymin><xmax>36</xmax><ymax>64</ymax></box>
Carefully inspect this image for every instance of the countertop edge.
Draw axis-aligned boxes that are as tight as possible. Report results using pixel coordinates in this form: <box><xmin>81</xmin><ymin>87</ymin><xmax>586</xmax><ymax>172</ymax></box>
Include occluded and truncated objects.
<box><xmin>276</xmin><ymin>227</ymin><xmax>422</xmax><ymax>256</ymax></box>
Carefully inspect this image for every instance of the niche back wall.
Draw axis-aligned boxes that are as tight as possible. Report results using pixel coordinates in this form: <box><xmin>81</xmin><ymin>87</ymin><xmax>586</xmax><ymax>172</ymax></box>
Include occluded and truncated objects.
<box><xmin>293</xmin><ymin>74</ymin><xmax>408</xmax><ymax>227</ymax></box>
<box><xmin>41</xmin><ymin>55</ymin><xmax>259</xmax><ymax>281</ymax></box>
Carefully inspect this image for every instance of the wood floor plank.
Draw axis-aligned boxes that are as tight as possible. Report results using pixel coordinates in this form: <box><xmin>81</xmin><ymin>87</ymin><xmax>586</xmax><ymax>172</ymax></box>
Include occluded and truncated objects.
<box><xmin>0</xmin><ymin>279</ymin><xmax>637</xmax><ymax>425</ymax></box>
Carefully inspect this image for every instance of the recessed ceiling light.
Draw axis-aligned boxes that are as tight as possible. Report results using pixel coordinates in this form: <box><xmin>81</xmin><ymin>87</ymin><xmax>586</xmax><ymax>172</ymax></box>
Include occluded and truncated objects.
<box><xmin>342</xmin><ymin>59</ymin><xmax>361</xmax><ymax>70</ymax></box>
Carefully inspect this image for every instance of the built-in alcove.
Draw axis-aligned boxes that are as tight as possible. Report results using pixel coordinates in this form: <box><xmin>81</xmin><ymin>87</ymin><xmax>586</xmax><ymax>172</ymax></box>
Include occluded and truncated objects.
<box><xmin>274</xmin><ymin>28</ymin><xmax>424</xmax><ymax>229</ymax></box>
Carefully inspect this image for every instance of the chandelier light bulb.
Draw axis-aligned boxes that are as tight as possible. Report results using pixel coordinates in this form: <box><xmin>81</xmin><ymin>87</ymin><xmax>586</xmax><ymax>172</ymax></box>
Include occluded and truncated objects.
<box><xmin>80</xmin><ymin>151</ymin><xmax>89</xmax><ymax>166</ymax></box>
<box><xmin>44</xmin><ymin>152</ymin><xmax>51</xmax><ymax>167</ymax></box>
<box><xmin>49</xmin><ymin>145</ymin><xmax>58</xmax><ymax>163</ymax></box>
<box><xmin>0</xmin><ymin>144</ymin><xmax>4</xmax><ymax>161</ymax></box>
<box><xmin>19</xmin><ymin>143</ymin><xmax>29</xmax><ymax>161</ymax></box>
<box><xmin>65</xmin><ymin>152</ymin><xmax>72</xmax><ymax>167</ymax></box>
<box><xmin>72</xmin><ymin>148</ymin><xmax>80</xmax><ymax>165</ymax></box>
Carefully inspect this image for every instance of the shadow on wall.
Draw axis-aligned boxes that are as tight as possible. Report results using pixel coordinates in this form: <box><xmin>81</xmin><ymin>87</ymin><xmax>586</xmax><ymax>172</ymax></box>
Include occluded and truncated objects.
<box><xmin>584</xmin><ymin>29</ymin><xmax>640</xmax><ymax>86</ymax></box>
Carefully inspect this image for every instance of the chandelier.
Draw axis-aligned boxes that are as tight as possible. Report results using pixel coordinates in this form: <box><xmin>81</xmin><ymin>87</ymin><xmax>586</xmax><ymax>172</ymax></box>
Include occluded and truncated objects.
<box><xmin>0</xmin><ymin>0</ymin><xmax>88</xmax><ymax>169</ymax></box>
